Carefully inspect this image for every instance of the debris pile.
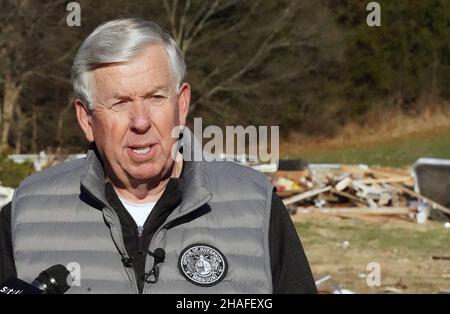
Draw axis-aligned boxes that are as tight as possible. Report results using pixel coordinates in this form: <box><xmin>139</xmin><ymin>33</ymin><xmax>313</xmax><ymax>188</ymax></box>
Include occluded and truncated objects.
<box><xmin>269</xmin><ymin>164</ymin><xmax>450</xmax><ymax>221</ymax></box>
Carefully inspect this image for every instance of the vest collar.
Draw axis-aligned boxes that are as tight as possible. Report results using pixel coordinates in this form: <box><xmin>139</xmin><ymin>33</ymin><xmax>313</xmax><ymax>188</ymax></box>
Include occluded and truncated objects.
<box><xmin>177</xmin><ymin>161</ymin><xmax>213</xmax><ymax>215</ymax></box>
<box><xmin>80</xmin><ymin>145</ymin><xmax>108</xmax><ymax>207</ymax></box>
<box><xmin>79</xmin><ymin>144</ymin><xmax>213</xmax><ymax>218</ymax></box>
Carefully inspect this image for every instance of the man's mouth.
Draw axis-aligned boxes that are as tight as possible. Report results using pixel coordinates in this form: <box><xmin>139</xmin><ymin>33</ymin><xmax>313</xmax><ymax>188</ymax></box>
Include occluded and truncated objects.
<box><xmin>132</xmin><ymin>147</ymin><xmax>151</xmax><ymax>155</ymax></box>
<box><xmin>127</xmin><ymin>143</ymin><xmax>156</xmax><ymax>159</ymax></box>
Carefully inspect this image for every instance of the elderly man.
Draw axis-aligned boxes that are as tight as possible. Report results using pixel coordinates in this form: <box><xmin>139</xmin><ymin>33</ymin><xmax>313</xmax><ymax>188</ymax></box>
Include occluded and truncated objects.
<box><xmin>0</xmin><ymin>18</ymin><xmax>316</xmax><ymax>294</ymax></box>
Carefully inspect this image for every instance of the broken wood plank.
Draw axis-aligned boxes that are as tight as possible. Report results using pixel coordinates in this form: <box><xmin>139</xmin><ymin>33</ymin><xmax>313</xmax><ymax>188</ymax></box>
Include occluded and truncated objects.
<box><xmin>354</xmin><ymin>176</ymin><xmax>413</xmax><ymax>185</ymax></box>
<box><xmin>367</xmin><ymin>167</ymin><xmax>411</xmax><ymax>178</ymax></box>
<box><xmin>296</xmin><ymin>207</ymin><xmax>410</xmax><ymax>215</ymax></box>
<box><xmin>283</xmin><ymin>186</ymin><xmax>331</xmax><ymax>206</ymax></box>
<box><xmin>390</xmin><ymin>183</ymin><xmax>450</xmax><ymax>215</ymax></box>
<box><xmin>335</xmin><ymin>177</ymin><xmax>352</xmax><ymax>191</ymax></box>
<box><xmin>331</xmin><ymin>188</ymin><xmax>368</xmax><ymax>206</ymax></box>
<box><xmin>432</xmin><ymin>256</ymin><xmax>450</xmax><ymax>261</ymax></box>
<box><xmin>384</xmin><ymin>287</ymin><xmax>403</xmax><ymax>294</ymax></box>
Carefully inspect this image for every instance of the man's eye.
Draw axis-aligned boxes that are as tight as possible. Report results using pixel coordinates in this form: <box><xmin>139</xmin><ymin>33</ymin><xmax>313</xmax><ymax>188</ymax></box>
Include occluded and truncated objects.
<box><xmin>111</xmin><ymin>100</ymin><xmax>129</xmax><ymax>108</ymax></box>
<box><xmin>147</xmin><ymin>95</ymin><xmax>167</xmax><ymax>105</ymax></box>
<box><xmin>107</xmin><ymin>100</ymin><xmax>128</xmax><ymax>110</ymax></box>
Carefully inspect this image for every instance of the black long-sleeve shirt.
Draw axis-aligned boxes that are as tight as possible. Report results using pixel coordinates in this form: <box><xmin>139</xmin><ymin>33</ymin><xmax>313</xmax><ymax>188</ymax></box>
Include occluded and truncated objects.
<box><xmin>0</xmin><ymin>180</ymin><xmax>316</xmax><ymax>294</ymax></box>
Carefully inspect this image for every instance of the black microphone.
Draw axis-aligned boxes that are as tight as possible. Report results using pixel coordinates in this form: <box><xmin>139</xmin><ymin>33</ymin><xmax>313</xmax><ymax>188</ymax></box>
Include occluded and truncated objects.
<box><xmin>143</xmin><ymin>248</ymin><xmax>165</xmax><ymax>284</ymax></box>
<box><xmin>149</xmin><ymin>248</ymin><xmax>166</xmax><ymax>264</ymax></box>
<box><xmin>0</xmin><ymin>264</ymin><xmax>72</xmax><ymax>295</ymax></box>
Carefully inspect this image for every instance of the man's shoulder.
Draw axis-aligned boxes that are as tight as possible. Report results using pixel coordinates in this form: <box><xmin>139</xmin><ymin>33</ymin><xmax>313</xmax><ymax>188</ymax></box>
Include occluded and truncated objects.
<box><xmin>17</xmin><ymin>158</ymin><xmax>86</xmax><ymax>191</ymax></box>
<box><xmin>200</xmin><ymin>160</ymin><xmax>273</xmax><ymax>190</ymax></box>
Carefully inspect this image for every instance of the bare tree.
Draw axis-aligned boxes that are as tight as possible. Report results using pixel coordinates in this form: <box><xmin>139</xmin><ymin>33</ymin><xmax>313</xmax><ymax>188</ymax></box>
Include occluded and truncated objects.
<box><xmin>0</xmin><ymin>0</ymin><xmax>76</xmax><ymax>153</ymax></box>
<box><xmin>0</xmin><ymin>0</ymin><xmax>343</xmax><ymax>153</ymax></box>
<box><xmin>155</xmin><ymin>0</ymin><xmax>340</xmax><ymax>122</ymax></box>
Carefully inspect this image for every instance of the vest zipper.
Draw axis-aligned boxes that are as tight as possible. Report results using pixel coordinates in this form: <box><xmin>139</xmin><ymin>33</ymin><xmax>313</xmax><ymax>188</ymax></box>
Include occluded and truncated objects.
<box><xmin>137</xmin><ymin>225</ymin><xmax>145</xmax><ymax>294</ymax></box>
<box><xmin>142</xmin><ymin>219</ymin><xmax>180</xmax><ymax>293</ymax></box>
<box><xmin>137</xmin><ymin>225</ymin><xmax>144</xmax><ymax>242</ymax></box>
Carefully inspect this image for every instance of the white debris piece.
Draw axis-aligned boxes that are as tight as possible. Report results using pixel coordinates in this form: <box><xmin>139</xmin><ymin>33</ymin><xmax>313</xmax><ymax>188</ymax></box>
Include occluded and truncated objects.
<box><xmin>0</xmin><ymin>186</ymin><xmax>14</xmax><ymax>208</ymax></box>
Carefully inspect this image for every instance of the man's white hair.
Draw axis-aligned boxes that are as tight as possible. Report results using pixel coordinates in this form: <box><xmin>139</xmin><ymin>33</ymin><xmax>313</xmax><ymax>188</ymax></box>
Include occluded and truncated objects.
<box><xmin>71</xmin><ymin>18</ymin><xmax>186</xmax><ymax>110</ymax></box>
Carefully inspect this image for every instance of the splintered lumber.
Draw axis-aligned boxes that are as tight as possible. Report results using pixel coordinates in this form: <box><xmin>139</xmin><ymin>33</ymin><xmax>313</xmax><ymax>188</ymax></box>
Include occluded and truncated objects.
<box><xmin>331</xmin><ymin>188</ymin><xmax>368</xmax><ymax>206</ymax></box>
<box><xmin>354</xmin><ymin>176</ymin><xmax>413</xmax><ymax>185</ymax></box>
<box><xmin>367</xmin><ymin>167</ymin><xmax>411</xmax><ymax>178</ymax></box>
<box><xmin>432</xmin><ymin>256</ymin><xmax>450</xmax><ymax>261</ymax></box>
<box><xmin>352</xmin><ymin>181</ymin><xmax>392</xmax><ymax>207</ymax></box>
<box><xmin>391</xmin><ymin>183</ymin><xmax>450</xmax><ymax>215</ymax></box>
<box><xmin>335</xmin><ymin>177</ymin><xmax>352</xmax><ymax>191</ymax></box>
<box><xmin>283</xmin><ymin>186</ymin><xmax>331</xmax><ymax>206</ymax></box>
<box><xmin>297</xmin><ymin>207</ymin><xmax>410</xmax><ymax>215</ymax></box>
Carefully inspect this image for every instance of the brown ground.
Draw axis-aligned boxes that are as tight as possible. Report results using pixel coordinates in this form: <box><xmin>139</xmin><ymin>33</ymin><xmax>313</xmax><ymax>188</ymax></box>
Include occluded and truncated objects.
<box><xmin>293</xmin><ymin>213</ymin><xmax>450</xmax><ymax>293</ymax></box>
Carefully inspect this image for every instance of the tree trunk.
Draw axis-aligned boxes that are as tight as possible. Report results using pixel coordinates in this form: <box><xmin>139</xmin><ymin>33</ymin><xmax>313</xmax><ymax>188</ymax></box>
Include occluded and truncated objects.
<box><xmin>54</xmin><ymin>97</ymin><xmax>74</xmax><ymax>155</ymax></box>
<box><xmin>32</xmin><ymin>105</ymin><xmax>37</xmax><ymax>153</ymax></box>
<box><xmin>15</xmin><ymin>102</ymin><xmax>22</xmax><ymax>154</ymax></box>
<box><xmin>0</xmin><ymin>75</ymin><xmax>20</xmax><ymax>154</ymax></box>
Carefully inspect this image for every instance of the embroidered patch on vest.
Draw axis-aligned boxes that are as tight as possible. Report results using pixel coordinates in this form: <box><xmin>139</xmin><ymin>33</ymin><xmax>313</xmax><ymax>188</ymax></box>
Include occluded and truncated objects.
<box><xmin>179</xmin><ymin>243</ymin><xmax>228</xmax><ymax>287</ymax></box>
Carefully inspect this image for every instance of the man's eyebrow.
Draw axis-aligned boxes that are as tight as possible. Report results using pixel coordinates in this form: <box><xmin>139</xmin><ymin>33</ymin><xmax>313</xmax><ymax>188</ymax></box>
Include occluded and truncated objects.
<box><xmin>140</xmin><ymin>87</ymin><xmax>171</xmax><ymax>97</ymax></box>
<box><xmin>108</xmin><ymin>94</ymin><xmax>133</xmax><ymax>101</ymax></box>
<box><xmin>106</xmin><ymin>87</ymin><xmax>170</xmax><ymax>101</ymax></box>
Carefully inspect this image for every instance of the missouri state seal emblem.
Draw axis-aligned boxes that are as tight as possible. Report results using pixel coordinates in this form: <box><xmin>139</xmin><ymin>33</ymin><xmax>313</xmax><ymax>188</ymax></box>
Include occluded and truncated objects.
<box><xmin>179</xmin><ymin>244</ymin><xmax>228</xmax><ymax>287</ymax></box>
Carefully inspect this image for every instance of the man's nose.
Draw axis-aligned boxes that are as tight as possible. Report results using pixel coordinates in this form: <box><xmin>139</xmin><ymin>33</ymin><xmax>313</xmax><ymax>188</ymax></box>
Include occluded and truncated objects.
<box><xmin>129</xmin><ymin>103</ymin><xmax>152</xmax><ymax>134</ymax></box>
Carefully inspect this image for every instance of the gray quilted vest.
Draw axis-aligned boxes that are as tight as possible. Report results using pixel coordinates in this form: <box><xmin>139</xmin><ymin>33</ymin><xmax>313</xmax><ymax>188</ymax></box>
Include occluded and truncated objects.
<box><xmin>10</xmin><ymin>148</ymin><xmax>274</xmax><ymax>294</ymax></box>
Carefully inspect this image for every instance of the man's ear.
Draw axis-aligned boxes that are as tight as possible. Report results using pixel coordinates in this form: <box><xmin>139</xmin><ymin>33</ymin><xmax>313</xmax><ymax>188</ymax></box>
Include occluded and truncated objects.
<box><xmin>177</xmin><ymin>82</ymin><xmax>191</xmax><ymax>126</ymax></box>
<box><xmin>74</xmin><ymin>99</ymin><xmax>94</xmax><ymax>142</ymax></box>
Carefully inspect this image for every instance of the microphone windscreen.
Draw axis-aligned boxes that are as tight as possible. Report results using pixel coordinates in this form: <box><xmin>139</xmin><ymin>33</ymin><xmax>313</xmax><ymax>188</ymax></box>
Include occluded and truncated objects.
<box><xmin>154</xmin><ymin>248</ymin><xmax>166</xmax><ymax>262</ymax></box>
<box><xmin>37</xmin><ymin>264</ymin><xmax>71</xmax><ymax>294</ymax></box>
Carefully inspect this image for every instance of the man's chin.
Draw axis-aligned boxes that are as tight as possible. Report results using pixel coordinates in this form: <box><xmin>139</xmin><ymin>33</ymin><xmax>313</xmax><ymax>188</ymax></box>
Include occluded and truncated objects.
<box><xmin>127</xmin><ymin>170</ymin><xmax>160</xmax><ymax>182</ymax></box>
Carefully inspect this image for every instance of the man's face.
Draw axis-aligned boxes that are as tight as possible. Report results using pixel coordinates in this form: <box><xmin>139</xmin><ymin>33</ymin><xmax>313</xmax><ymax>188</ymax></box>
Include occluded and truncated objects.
<box><xmin>75</xmin><ymin>44</ymin><xmax>190</xmax><ymax>184</ymax></box>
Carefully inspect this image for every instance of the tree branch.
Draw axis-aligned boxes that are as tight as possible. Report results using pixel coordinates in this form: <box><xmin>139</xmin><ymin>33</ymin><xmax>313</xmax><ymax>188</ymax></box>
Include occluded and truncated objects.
<box><xmin>182</xmin><ymin>0</ymin><xmax>221</xmax><ymax>54</ymax></box>
<box><xmin>164</xmin><ymin>0</ymin><xmax>179</xmax><ymax>40</ymax></box>
<box><xmin>198</xmin><ymin>54</ymin><xmax>234</xmax><ymax>89</ymax></box>
<box><xmin>191</xmin><ymin>0</ymin><xmax>260</xmax><ymax>49</ymax></box>
<box><xmin>190</xmin><ymin>6</ymin><xmax>293</xmax><ymax>111</ymax></box>
<box><xmin>177</xmin><ymin>0</ymin><xmax>191</xmax><ymax>48</ymax></box>
<box><xmin>20</xmin><ymin>41</ymin><xmax>79</xmax><ymax>81</ymax></box>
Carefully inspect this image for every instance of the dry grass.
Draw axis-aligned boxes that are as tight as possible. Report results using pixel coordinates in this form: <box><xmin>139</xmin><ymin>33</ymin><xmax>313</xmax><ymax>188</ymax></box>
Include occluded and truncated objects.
<box><xmin>282</xmin><ymin>104</ymin><xmax>450</xmax><ymax>153</ymax></box>
<box><xmin>294</xmin><ymin>214</ymin><xmax>450</xmax><ymax>293</ymax></box>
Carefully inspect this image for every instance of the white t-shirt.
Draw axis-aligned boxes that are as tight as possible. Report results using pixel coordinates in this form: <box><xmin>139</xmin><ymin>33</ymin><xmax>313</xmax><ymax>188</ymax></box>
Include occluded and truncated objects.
<box><xmin>118</xmin><ymin>197</ymin><xmax>156</xmax><ymax>227</ymax></box>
